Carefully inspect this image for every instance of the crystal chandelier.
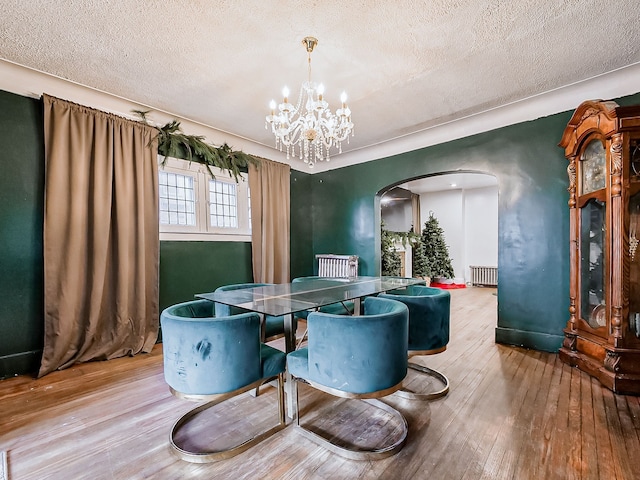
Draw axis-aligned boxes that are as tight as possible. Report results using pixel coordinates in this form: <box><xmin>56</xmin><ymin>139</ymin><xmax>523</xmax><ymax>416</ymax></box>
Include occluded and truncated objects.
<box><xmin>265</xmin><ymin>36</ymin><xmax>354</xmax><ymax>168</ymax></box>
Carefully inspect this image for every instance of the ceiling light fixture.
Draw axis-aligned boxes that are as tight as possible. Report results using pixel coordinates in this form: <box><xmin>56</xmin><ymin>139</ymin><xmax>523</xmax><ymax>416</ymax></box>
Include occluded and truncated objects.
<box><xmin>265</xmin><ymin>36</ymin><xmax>354</xmax><ymax>168</ymax></box>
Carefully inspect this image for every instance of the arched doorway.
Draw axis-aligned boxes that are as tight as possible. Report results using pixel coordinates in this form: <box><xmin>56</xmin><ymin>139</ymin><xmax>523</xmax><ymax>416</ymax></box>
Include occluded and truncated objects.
<box><xmin>379</xmin><ymin>171</ymin><xmax>498</xmax><ymax>286</ymax></box>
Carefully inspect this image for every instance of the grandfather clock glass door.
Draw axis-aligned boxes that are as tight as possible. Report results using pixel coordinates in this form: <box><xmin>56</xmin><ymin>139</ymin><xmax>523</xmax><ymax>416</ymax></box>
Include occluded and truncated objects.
<box><xmin>578</xmin><ymin>139</ymin><xmax>607</xmax><ymax>332</ymax></box>
<box><xmin>580</xmin><ymin>198</ymin><xmax>606</xmax><ymax>330</ymax></box>
<box><xmin>630</xmin><ymin>151</ymin><xmax>640</xmax><ymax>337</ymax></box>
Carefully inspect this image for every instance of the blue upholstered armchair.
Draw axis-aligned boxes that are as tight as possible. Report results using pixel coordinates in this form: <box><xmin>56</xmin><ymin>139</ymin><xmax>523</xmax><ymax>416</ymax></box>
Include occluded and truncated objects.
<box><xmin>161</xmin><ymin>299</ymin><xmax>286</xmax><ymax>463</ymax></box>
<box><xmin>214</xmin><ymin>282</ymin><xmax>297</xmax><ymax>343</ymax></box>
<box><xmin>287</xmin><ymin>296</ymin><xmax>409</xmax><ymax>460</ymax></box>
<box><xmin>379</xmin><ymin>285</ymin><xmax>451</xmax><ymax>399</ymax></box>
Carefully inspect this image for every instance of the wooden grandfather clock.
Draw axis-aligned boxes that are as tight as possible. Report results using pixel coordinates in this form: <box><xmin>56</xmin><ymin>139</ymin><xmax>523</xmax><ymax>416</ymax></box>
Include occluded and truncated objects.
<box><xmin>558</xmin><ymin>100</ymin><xmax>640</xmax><ymax>395</ymax></box>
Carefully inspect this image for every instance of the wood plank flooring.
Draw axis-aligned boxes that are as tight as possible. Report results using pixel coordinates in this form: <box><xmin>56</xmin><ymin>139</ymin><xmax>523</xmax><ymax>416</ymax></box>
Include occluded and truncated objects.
<box><xmin>2</xmin><ymin>287</ymin><xmax>640</xmax><ymax>479</ymax></box>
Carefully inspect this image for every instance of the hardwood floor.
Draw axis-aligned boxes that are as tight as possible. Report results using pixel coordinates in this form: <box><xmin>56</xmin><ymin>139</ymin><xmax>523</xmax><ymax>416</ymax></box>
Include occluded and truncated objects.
<box><xmin>2</xmin><ymin>287</ymin><xmax>640</xmax><ymax>479</ymax></box>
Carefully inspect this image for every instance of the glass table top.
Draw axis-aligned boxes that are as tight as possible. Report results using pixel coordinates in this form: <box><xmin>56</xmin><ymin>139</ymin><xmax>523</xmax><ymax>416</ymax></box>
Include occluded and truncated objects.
<box><xmin>196</xmin><ymin>276</ymin><xmax>424</xmax><ymax>317</ymax></box>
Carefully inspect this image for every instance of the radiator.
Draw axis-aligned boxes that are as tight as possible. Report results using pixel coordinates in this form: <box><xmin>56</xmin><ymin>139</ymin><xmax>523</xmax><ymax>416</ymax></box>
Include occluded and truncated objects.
<box><xmin>470</xmin><ymin>266</ymin><xmax>498</xmax><ymax>286</ymax></box>
<box><xmin>316</xmin><ymin>254</ymin><xmax>359</xmax><ymax>278</ymax></box>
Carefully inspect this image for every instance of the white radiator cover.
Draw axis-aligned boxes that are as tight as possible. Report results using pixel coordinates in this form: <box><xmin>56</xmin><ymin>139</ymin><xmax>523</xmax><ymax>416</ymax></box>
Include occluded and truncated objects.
<box><xmin>316</xmin><ymin>254</ymin><xmax>359</xmax><ymax>278</ymax></box>
<box><xmin>470</xmin><ymin>266</ymin><xmax>498</xmax><ymax>286</ymax></box>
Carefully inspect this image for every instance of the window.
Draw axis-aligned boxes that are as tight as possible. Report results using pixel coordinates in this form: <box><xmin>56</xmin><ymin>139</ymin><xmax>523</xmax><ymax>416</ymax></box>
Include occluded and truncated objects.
<box><xmin>159</xmin><ymin>170</ymin><xmax>196</xmax><ymax>226</ymax></box>
<box><xmin>158</xmin><ymin>156</ymin><xmax>251</xmax><ymax>241</ymax></box>
<box><xmin>209</xmin><ymin>179</ymin><xmax>237</xmax><ymax>228</ymax></box>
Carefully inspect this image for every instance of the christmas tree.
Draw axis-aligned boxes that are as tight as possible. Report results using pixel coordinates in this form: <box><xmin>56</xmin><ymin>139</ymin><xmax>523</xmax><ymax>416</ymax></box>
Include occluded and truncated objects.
<box><xmin>421</xmin><ymin>212</ymin><xmax>454</xmax><ymax>279</ymax></box>
<box><xmin>410</xmin><ymin>233</ymin><xmax>431</xmax><ymax>278</ymax></box>
<box><xmin>381</xmin><ymin>221</ymin><xmax>402</xmax><ymax>276</ymax></box>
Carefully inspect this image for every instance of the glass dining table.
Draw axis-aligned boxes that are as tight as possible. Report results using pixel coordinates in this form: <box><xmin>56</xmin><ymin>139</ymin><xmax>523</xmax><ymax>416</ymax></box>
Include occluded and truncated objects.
<box><xmin>196</xmin><ymin>276</ymin><xmax>424</xmax><ymax>417</ymax></box>
<box><xmin>196</xmin><ymin>276</ymin><xmax>424</xmax><ymax>352</ymax></box>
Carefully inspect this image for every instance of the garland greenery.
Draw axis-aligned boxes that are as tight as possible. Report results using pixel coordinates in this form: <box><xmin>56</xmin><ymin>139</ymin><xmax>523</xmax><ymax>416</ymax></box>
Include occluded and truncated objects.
<box><xmin>386</xmin><ymin>229</ymin><xmax>420</xmax><ymax>248</ymax></box>
<box><xmin>134</xmin><ymin>111</ymin><xmax>259</xmax><ymax>182</ymax></box>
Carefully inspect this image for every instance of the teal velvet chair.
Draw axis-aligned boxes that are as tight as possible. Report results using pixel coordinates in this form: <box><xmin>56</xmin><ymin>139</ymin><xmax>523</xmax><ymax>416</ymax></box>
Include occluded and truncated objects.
<box><xmin>379</xmin><ymin>285</ymin><xmax>451</xmax><ymax>400</ymax></box>
<box><xmin>287</xmin><ymin>296</ymin><xmax>409</xmax><ymax>460</ymax></box>
<box><xmin>214</xmin><ymin>282</ymin><xmax>297</xmax><ymax>343</ymax></box>
<box><xmin>161</xmin><ymin>299</ymin><xmax>286</xmax><ymax>463</ymax></box>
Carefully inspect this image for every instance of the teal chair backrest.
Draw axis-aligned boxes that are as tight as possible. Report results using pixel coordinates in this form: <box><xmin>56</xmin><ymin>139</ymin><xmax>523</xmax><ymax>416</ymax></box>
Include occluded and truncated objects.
<box><xmin>161</xmin><ymin>299</ymin><xmax>262</xmax><ymax>396</ymax></box>
<box><xmin>305</xmin><ymin>296</ymin><xmax>408</xmax><ymax>394</ymax></box>
<box><xmin>379</xmin><ymin>285</ymin><xmax>450</xmax><ymax>352</ymax></box>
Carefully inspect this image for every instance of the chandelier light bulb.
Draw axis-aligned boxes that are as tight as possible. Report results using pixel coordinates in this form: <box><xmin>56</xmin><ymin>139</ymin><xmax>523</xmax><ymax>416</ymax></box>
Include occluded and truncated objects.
<box><xmin>265</xmin><ymin>36</ymin><xmax>355</xmax><ymax>168</ymax></box>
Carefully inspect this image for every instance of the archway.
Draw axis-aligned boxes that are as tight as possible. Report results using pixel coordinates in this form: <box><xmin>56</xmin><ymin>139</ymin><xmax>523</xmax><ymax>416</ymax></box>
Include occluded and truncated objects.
<box><xmin>379</xmin><ymin>171</ymin><xmax>498</xmax><ymax>286</ymax></box>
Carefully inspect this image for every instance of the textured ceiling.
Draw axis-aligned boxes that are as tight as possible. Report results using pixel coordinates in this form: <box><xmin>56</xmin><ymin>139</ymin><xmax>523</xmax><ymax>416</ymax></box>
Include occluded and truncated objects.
<box><xmin>1</xmin><ymin>1</ymin><xmax>639</xmax><ymax>171</ymax></box>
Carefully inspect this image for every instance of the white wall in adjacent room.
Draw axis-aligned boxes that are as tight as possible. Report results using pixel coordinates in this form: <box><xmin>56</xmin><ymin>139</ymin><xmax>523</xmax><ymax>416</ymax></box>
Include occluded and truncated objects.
<box><xmin>465</xmin><ymin>186</ymin><xmax>499</xmax><ymax>278</ymax></box>
<box><xmin>419</xmin><ymin>184</ymin><xmax>498</xmax><ymax>283</ymax></box>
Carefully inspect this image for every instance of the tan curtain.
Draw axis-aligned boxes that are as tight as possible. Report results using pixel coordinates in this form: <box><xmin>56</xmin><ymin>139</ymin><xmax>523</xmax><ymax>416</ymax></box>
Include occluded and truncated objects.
<box><xmin>412</xmin><ymin>193</ymin><xmax>421</xmax><ymax>234</ymax></box>
<box><xmin>248</xmin><ymin>159</ymin><xmax>290</xmax><ymax>283</ymax></box>
<box><xmin>39</xmin><ymin>95</ymin><xmax>159</xmax><ymax>377</ymax></box>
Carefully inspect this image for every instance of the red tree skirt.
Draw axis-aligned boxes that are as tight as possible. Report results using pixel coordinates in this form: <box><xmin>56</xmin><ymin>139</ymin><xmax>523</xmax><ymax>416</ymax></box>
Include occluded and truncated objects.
<box><xmin>430</xmin><ymin>282</ymin><xmax>467</xmax><ymax>289</ymax></box>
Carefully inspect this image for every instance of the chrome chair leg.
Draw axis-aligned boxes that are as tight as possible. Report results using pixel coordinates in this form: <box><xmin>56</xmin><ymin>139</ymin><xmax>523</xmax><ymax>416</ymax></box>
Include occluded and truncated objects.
<box><xmin>292</xmin><ymin>378</ymin><xmax>408</xmax><ymax>461</ymax></box>
<box><xmin>395</xmin><ymin>362</ymin><xmax>450</xmax><ymax>400</ymax></box>
<box><xmin>169</xmin><ymin>374</ymin><xmax>286</xmax><ymax>463</ymax></box>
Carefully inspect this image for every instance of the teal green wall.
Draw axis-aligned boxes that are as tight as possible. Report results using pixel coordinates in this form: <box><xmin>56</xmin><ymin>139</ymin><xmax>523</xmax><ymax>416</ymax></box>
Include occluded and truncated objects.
<box><xmin>159</xmin><ymin>241</ymin><xmax>253</xmax><ymax>311</ymax></box>
<box><xmin>0</xmin><ymin>91</ymin><xmax>45</xmax><ymax>377</ymax></box>
<box><xmin>290</xmin><ymin>170</ymin><xmax>314</xmax><ymax>278</ymax></box>
<box><xmin>158</xmin><ymin>241</ymin><xmax>254</xmax><ymax>342</ymax></box>
<box><xmin>302</xmin><ymin>92</ymin><xmax>640</xmax><ymax>352</ymax></box>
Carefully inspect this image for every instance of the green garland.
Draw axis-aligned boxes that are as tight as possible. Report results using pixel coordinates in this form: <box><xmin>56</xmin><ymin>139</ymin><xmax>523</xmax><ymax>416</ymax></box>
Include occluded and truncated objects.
<box><xmin>135</xmin><ymin>111</ymin><xmax>259</xmax><ymax>182</ymax></box>
<box><xmin>386</xmin><ymin>229</ymin><xmax>420</xmax><ymax>248</ymax></box>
